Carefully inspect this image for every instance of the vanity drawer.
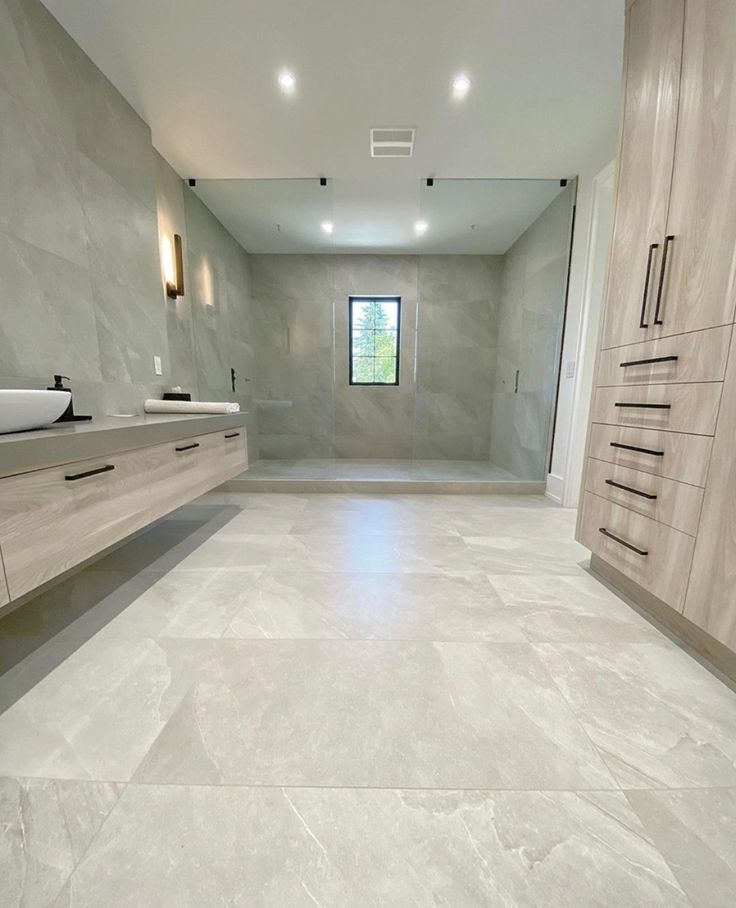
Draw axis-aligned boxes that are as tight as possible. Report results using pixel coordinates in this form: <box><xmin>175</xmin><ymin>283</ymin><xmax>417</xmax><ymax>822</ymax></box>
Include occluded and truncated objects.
<box><xmin>596</xmin><ymin>326</ymin><xmax>732</xmax><ymax>388</ymax></box>
<box><xmin>584</xmin><ymin>457</ymin><xmax>704</xmax><ymax>536</ymax></box>
<box><xmin>591</xmin><ymin>382</ymin><xmax>723</xmax><ymax>435</ymax></box>
<box><xmin>0</xmin><ymin>428</ymin><xmax>246</xmax><ymax>599</ymax></box>
<box><xmin>578</xmin><ymin>492</ymin><xmax>695</xmax><ymax>611</ymax></box>
<box><xmin>587</xmin><ymin>423</ymin><xmax>713</xmax><ymax>487</ymax></box>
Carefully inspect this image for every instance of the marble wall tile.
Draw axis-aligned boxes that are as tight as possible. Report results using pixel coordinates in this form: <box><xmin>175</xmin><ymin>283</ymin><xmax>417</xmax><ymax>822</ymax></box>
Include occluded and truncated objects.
<box><xmin>418</xmin><ymin>254</ymin><xmax>503</xmax><ymax>302</ymax></box>
<box><xmin>0</xmin><ymin>776</ymin><xmax>122</xmax><ymax>907</ymax></box>
<box><xmin>331</xmin><ymin>253</ymin><xmax>418</xmax><ymax>299</ymax></box>
<box><xmin>0</xmin><ymin>232</ymin><xmax>101</xmax><ymax>381</ymax></box>
<box><xmin>250</xmin><ymin>253</ymin><xmax>334</xmax><ymax>301</ymax></box>
<box><xmin>0</xmin><ymin>85</ymin><xmax>87</xmax><ymax>268</ymax></box>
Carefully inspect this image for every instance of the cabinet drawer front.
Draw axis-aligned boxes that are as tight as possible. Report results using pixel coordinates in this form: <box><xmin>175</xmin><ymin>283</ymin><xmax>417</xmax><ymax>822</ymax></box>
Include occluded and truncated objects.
<box><xmin>0</xmin><ymin>428</ymin><xmax>247</xmax><ymax>599</ymax></box>
<box><xmin>585</xmin><ymin>457</ymin><xmax>703</xmax><ymax>536</ymax></box>
<box><xmin>597</xmin><ymin>326</ymin><xmax>732</xmax><ymax>387</ymax></box>
<box><xmin>587</xmin><ymin>423</ymin><xmax>712</xmax><ymax>487</ymax></box>
<box><xmin>578</xmin><ymin>492</ymin><xmax>694</xmax><ymax>611</ymax></box>
<box><xmin>591</xmin><ymin>382</ymin><xmax>722</xmax><ymax>435</ymax></box>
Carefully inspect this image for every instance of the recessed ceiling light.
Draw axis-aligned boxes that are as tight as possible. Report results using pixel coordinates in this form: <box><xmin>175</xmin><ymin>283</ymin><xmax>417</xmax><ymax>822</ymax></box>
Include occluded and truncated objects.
<box><xmin>321</xmin><ymin>221</ymin><xmax>334</xmax><ymax>234</ymax></box>
<box><xmin>452</xmin><ymin>74</ymin><xmax>471</xmax><ymax>98</ymax></box>
<box><xmin>414</xmin><ymin>220</ymin><xmax>428</xmax><ymax>235</ymax></box>
<box><xmin>278</xmin><ymin>70</ymin><xmax>296</xmax><ymax>92</ymax></box>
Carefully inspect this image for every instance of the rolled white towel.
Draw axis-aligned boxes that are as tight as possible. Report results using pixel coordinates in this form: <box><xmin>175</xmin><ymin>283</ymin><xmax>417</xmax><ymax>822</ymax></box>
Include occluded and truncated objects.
<box><xmin>144</xmin><ymin>399</ymin><xmax>241</xmax><ymax>415</ymax></box>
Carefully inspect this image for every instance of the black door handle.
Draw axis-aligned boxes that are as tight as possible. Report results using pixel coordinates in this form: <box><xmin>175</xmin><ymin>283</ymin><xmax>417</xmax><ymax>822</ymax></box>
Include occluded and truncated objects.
<box><xmin>609</xmin><ymin>442</ymin><xmax>664</xmax><ymax>457</ymax></box>
<box><xmin>224</xmin><ymin>432</ymin><xmax>240</xmax><ymax>439</ymax></box>
<box><xmin>639</xmin><ymin>242</ymin><xmax>659</xmax><ymax>328</ymax></box>
<box><xmin>175</xmin><ymin>442</ymin><xmax>200</xmax><ymax>452</ymax></box>
<box><xmin>599</xmin><ymin>527</ymin><xmax>648</xmax><ymax>556</ymax></box>
<box><xmin>605</xmin><ymin>478</ymin><xmax>657</xmax><ymax>500</ymax></box>
<box><xmin>619</xmin><ymin>355</ymin><xmax>679</xmax><ymax>368</ymax></box>
<box><xmin>65</xmin><ymin>464</ymin><xmax>115</xmax><ymax>482</ymax></box>
<box><xmin>653</xmin><ymin>235</ymin><xmax>674</xmax><ymax>326</ymax></box>
<box><xmin>614</xmin><ymin>402</ymin><xmax>671</xmax><ymax>409</ymax></box>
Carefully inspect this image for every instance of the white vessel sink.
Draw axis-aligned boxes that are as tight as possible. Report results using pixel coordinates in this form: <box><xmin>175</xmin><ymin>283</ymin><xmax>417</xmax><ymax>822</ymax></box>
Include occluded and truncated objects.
<box><xmin>0</xmin><ymin>389</ymin><xmax>72</xmax><ymax>434</ymax></box>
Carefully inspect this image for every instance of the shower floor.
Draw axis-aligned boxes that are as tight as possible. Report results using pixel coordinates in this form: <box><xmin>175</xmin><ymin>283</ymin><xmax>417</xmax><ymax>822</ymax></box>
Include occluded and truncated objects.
<box><xmin>227</xmin><ymin>459</ymin><xmax>546</xmax><ymax>494</ymax></box>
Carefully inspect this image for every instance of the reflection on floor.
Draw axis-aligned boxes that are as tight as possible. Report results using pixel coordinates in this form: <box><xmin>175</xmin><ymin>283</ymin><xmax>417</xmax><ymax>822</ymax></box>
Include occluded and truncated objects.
<box><xmin>1</xmin><ymin>491</ymin><xmax>735</xmax><ymax>905</ymax></box>
<box><xmin>230</xmin><ymin>458</ymin><xmax>545</xmax><ymax>494</ymax></box>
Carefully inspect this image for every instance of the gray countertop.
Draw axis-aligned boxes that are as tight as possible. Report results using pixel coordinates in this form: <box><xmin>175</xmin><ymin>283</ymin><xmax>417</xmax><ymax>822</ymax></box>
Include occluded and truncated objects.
<box><xmin>0</xmin><ymin>412</ymin><xmax>246</xmax><ymax>479</ymax></box>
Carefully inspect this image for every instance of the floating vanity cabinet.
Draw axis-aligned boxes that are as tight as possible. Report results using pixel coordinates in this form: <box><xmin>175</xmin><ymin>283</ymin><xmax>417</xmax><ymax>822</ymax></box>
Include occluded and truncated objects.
<box><xmin>578</xmin><ymin>0</ymin><xmax>736</xmax><ymax>678</ymax></box>
<box><xmin>0</xmin><ymin>422</ymin><xmax>247</xmax><ymax>603</ymax></box>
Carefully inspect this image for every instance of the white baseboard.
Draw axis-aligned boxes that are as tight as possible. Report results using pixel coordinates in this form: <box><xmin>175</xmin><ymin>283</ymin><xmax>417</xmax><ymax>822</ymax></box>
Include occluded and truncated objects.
<box><xmin>545</xmin><ymin>472</ymin><xmax>563</xmax><ymax>504</ymax></box>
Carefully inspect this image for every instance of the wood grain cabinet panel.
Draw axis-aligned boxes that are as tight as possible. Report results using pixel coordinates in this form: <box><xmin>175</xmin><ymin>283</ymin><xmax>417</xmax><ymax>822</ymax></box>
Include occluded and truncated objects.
<box><xmin>585</xmin><ymin>456</ymin><xmax>703</xmax><ymax>536</ymax></box>
<box><xmin>586</xmin><ymin>423</ymin><xmax>713</xmax><ymax>488</ymax></box>
<box><xmin>590</xmin><ymin>381</ymin><xmax>723</xmax><ymax>435</ymax></box>
<box><xmin>0</xmin><ymin>429</ymin><xmax>246</xmax><ymax>600</ymax></box>
<box><xmin>651</xmin><ymin>0</ymin><xmax>736</xmax><ymax>340</ymax></box>
<box><xmin>596</xmin><ymin>326</ymin><xmax>732</xmax><ymax>387</ymax></box>
<box><xmin>600</xmin><ymin>0</ymin><xmax>684</xmax><ymax>350</ymax></box>
<box><xmin>578</xmin><ymin>491</ymin><xmax>695</xmax><ymax>611</ymax></box>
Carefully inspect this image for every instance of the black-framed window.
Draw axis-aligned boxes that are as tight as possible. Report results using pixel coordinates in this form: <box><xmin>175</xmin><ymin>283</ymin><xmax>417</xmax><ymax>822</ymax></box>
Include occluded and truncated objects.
<box><xmin>349</xmin><ymin>296</ymin><xmax>401</xmax><ymax>385</ymax></box>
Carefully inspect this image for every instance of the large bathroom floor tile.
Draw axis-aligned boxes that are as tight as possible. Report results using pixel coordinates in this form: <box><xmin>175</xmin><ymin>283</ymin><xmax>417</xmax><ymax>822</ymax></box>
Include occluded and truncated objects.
<box><xmin>134</xmin><ymin>640</ymin><xmax>614</xmax><ymax>788</ymax></box>
<box><xmin>535</xmin><ymin>639</ymin><xmax>736</xmax><ymax>789</ymax></box>
<box><xmin>56</xmin><ymin>785</ymin><xmax>688</xmax><ymax>908</ymax></box>
<box><xmin>223</xmin><ymin>570</ymin><xmax>526</xmax><ymax>641</ymax></box>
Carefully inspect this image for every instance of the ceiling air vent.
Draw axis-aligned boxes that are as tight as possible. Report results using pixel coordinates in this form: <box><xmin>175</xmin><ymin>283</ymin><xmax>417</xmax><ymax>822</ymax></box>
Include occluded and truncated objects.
<box><xmin>370</xmin><ymin>127</ymin><xmax>415</xmax><ymax>158</ymax></box>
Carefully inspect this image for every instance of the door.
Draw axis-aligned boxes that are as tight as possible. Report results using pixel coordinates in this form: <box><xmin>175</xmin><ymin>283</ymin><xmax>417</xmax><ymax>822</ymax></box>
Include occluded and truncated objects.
<box><xmin>600</xmin><ymin>0</ymin><xmax>684</xmax><ymax>350</ymax></box>
<box><xmin>648</xmin><ymin>0</ymin><xmax>736</xmax><ymax>338</ymax></box>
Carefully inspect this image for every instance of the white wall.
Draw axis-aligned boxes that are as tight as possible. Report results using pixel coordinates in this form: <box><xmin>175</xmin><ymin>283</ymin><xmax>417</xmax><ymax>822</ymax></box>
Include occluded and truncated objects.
<box><xmin>547</xmin><ymin>137</ymin><xmax>617</xmax><ymax>507</ymax></box>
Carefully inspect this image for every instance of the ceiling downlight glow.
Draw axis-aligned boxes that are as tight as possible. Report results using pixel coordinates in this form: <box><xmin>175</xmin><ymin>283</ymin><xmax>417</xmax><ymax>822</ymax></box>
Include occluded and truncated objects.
<box><xmin>414</xmin><ymin>220</ymin><xmax>428</xmax><ymax>236</ymax></box>
<box><xmin>321</xmin><ymin>221</ymin><xmax>334</xmax><ymax>234</ymax></box>
<box><xmin>452</xmin><ymin>74</ymin><xmax>471</xmax><ymax>99</ymax></box>
<box><xmin>277</xmin><ymin>70</ymin><xmax>296</xmax><ymax>93</ymax></box>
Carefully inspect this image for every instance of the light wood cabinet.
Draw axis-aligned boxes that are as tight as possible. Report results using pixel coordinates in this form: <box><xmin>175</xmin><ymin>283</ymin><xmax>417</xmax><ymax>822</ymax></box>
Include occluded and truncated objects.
<box><xmin>600</xmin><ymin>0</ymin><xmax>683</xmax><ymax>350</ymax></box>
<box><xmin>590</xmin><ymin>381</ymin><xmax>723</xmax><ymax>435</ymax></box>
<box><xmin>0</xmin><ymin>427</ymin><xmax>247</xmax><ymax>601</ymax></box>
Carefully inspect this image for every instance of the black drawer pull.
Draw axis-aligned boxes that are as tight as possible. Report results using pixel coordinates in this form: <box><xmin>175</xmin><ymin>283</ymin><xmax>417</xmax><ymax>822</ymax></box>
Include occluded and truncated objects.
<box><xmin>653</xmin><ymin>235</ymin><xmax>674</xmax><ymax>326</ymax></box>
<box><xmin>65</xmin><ymin>464</ymin><xmax>115</xmax><ymax>482</ymax></box>
<box><xmin>610</xmin><ymin>442</ymin><xmax>664</xmax><ymax>457</ymax></box>
<box><xmin>619</xmin><ymin>355</ymin><xmax>679</xmax><ymax>368</ymax></box>
<box><xmin>605</xmin><ymin>478</ymin><xmax>657</xmax><ymax>500</ymax></box>
<box><xmin>175</xmin><ymin>442</ymin><xmax>200</xmax><ymax>453</ymax></box>
<box><xmin>639</xmin><ymin>242</ymin><xmax>658</xmax><ymax>328</ymax></box>
<box><xmin>224</xmin><ymin>432</ymin><xmax>240</xmax><ymax>439</ymax></box>
<box><xmin>599</xmin><ymin>527</ymin><xmax>648</xmax><ymax>556</ymax></box>
<box><xmin>614</xmin><ymin>402</ymin><xmax>671</xmax><ymax>409</ymax></box>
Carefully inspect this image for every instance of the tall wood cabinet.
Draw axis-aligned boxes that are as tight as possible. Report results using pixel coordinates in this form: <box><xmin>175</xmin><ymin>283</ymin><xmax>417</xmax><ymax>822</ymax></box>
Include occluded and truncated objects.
<box><xmin>577</xmin><ymin>0</ymin><xmax>736</xmax><ymax>675</ymax></box>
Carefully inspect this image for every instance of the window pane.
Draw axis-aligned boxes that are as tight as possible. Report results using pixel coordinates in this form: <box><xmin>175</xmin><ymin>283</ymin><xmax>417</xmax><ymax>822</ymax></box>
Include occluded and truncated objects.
<box><xmin>351</xmin><ymin>329</ymin><xmax>375</xmax><ymax>357</ymax></box>
<box><xmin>374</xmin><ymin>329</ymin><xmax>397</xmax><ymax>357</ymax></box>
<box><xmin>377</xmin><ymin>301</ymin><xmax>399</xmax><ymax>330</ymax></box>
<box><xmin>352</xmin><ymin>301</ymin><xmax>373</xmax><ymax>326</ymax></box>
<box><xmin>351</xmin><ymin>357</ymin><xmax>374</xmax><ymax>383</ymax></box>
<box><xmin>374</xmin><ymin>357</ymin><xmax>397</xmax><ymax>383</ymax></box>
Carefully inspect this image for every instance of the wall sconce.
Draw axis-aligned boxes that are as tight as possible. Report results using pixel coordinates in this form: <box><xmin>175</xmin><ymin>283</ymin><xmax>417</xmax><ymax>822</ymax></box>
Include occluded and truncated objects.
<box><xmin>165</xmin><ymin>233</ymin><xmax>185</xmax><ymax>299</ymax></box>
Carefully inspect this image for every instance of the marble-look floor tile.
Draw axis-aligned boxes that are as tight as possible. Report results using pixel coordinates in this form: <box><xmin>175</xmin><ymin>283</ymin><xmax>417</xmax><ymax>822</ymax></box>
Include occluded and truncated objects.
<box><xmin>0</xmin><ymin>776</ymin><xmax>122</xmax><ymax>908</ymax></box>
<box><xmin>535</xmin><ymin>640</ymin><xmax>736</xmax><ymax>789</ymax></box>
<box><xmin>269</xmin><ymin>534</ymin><xmax>480</xmax><ymax>575</ymax></box>
<box><xmin>135</xmin><ymin>640</ymin><xmax>613</xmax><ymax>789</ymax></box>
<box><xmin>159</xmin><ymin>535</ymin><xmax>286</xmax><ymax>572</ymax></box>
<box><xmin>289</xmin><ymin>509</ymin><xmax>460</xmax><ymax>536</ymax></box>
<box><xmin>223</xmin><ymin>571</ymin><xmax>525</xmax><ymax>641</ymax></box>
<box><xmin>61</xmin><ymin>785</ymin><xmax>687</xmax><ymax>907</ymax></box>
<box><xmin>210</xmin><ymin>509</ymin><xmax>298</xmax><ymax>535</ymax></box>
<box><xmin>627</xmin><ymin>787</ymin><xmax>736</xmax><ymax>908</ymax></box>
<box><xmin>463</xmin><ymin>535</ymin><xmax>588</xmax><ymax>575</ymax></box>
<box><xmin>0</xmin><ymin>637</ymin><xmax>212</xmax><ymax>781</ymax></box>
<box><xmin>451</xmin><ymin>506</ymin><xmax>577</xmax><ymax>539</ymax></box>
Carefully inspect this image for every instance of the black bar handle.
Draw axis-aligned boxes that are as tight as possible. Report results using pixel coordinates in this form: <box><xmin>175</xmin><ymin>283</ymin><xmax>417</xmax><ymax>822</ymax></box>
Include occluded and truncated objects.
<box><xmin>639</xmin><ymin>242</ymin><xmax>658</xmax><ymax>328</ymax></box>
<box><xmin>224</xmin><ymin>432</ymin><xmax>240</xmax><ymax>439</ymax></box>
<box><xmin>599</xmin><ymin>527</ymin><xmax>649</xmax><ymax>556</ymax></box>
<box><xmin>610</xmin><ymin>441</ymin><xmax>665</xmax><ymax>457</ymax></box>
<box><xmin>605</xmin><ymin>478</ymin><xmax>658</xmax><ymax>500</ymax></box>
<box><xmin>175</xmin><ymin>442</ymin><xmax>200</xmax><ymax>452</ymax></box>
<box><xmin>614</xmin><ymin>402</ymin><xmax>671</xmax><ymax>409</ymax></box>
<box><xmin>620</xmin><ymin>355</ymin><xmax>679</xmax><ymax>368</ymax></box>
<box><xmin>653</xmin><ymin>235</ymin><xmax>674</xmax><ymax>326</ymax></box>
<box><xmin>65</xmin><ymin>464</ymin><xmax>115</xmax><ymax>482</ymax></box>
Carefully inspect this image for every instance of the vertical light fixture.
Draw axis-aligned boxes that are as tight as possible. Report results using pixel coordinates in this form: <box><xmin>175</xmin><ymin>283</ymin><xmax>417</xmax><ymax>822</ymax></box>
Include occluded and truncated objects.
<box><xmin>166</xmin><ymin>233</ymin><xmax>185</xmax><ymax>298</ymax></box>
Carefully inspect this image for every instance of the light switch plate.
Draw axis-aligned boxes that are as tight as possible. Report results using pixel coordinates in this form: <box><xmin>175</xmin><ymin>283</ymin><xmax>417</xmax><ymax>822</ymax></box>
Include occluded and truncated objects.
<box><xmin>565</xmin><ymin>360</ymin><xmax>576</xmax><ymax>379</ymax></box>
<box><xmin>154</xmin><ymin>355</ymin><xmax>163</xmax><ymax>375</ymax></box>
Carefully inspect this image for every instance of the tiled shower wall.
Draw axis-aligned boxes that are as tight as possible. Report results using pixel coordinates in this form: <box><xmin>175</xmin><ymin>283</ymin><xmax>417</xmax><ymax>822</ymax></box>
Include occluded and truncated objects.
<box><xmin>251</xmin><ymin>254</ymin><xmax>503</xmax><ymax>460</ymax></box>
<box><xmin>0</xmin><ymin>0</ymin><xmax>258</xmax><ymax>458</ymax></box>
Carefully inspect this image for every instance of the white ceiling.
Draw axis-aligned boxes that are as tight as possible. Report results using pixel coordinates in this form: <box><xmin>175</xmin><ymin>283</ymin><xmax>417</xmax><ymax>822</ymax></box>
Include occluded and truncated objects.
<box><xmin>42</xmin><ymin>0</ymin><xmax>624</xmax><ymax>252</ymax></box>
